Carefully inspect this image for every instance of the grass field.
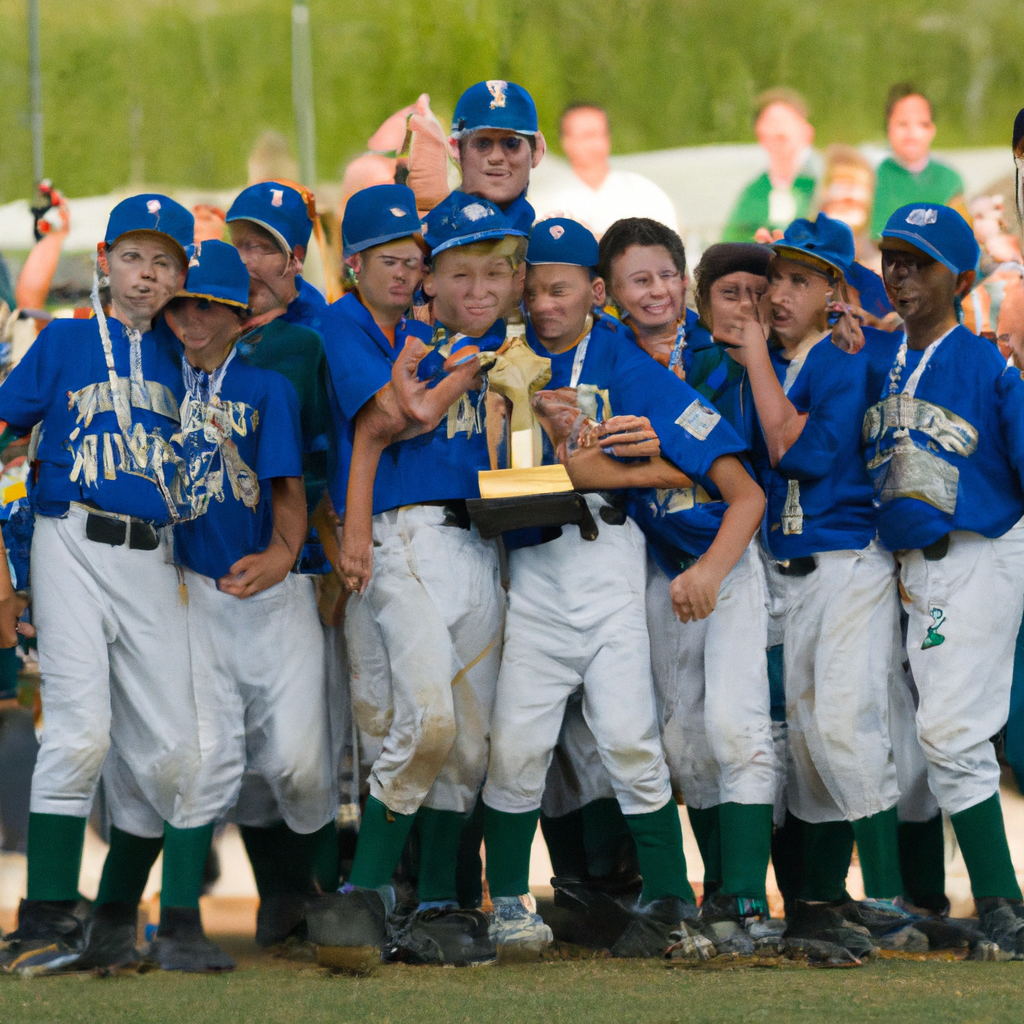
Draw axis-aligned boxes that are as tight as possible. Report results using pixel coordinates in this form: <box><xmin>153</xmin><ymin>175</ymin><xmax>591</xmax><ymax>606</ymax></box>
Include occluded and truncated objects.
<box><xmin>0</xmin><ymin>939</ymin><xmax>1021</xmax><ymax>1024</ymax></box>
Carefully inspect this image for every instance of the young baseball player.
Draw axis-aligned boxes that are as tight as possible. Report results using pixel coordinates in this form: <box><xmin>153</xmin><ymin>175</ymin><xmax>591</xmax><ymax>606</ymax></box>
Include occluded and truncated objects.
<box><xmin>0</xmin><ymin>196</ymin><xmax>217</xmax><ymax>971</ymax></box>
<box><xmin>723</xmin><ymin>214</ymin><xmax>913</xmax><ymax>952</ymax></box>
<box><xmin>482</xmin><ymin>218</ymin><xmax>766</xmax><ymax>957</ymax></box>
<box><xmin>609</xmin><ymin>238</ymin><xmax>781</xmax><ymax>944</ymax></box>
<box><xmin>861</xmin><ymin>204</ymin><xmax>1024</xmax><ymax>955</ymax></box>
<box><xmin>309</xmin><ymin>187</ymin><xmax>518</xmax><ymax>967</ymax></box>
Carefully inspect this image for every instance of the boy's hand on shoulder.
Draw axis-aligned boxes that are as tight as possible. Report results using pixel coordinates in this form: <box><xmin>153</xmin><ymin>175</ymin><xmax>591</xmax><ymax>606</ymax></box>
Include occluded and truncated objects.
<box><xmin>590</xmin><ymin>415</ymin><xmax>661</xmax><ymax>459</ymax></box>
<box><xmin>670</xmin><ymin>560</ymin><xmax>722</xmax><ymax>622</ymax></box>
<box><xmin>218</xmin><ymin>542</ymin><xmax>295</xmax><ymax>599</ymax></box>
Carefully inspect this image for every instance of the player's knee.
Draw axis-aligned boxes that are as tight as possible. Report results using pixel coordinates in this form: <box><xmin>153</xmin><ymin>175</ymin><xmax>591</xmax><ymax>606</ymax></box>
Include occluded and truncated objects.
<box><xmin>412</xmin><ymin>713</ymin><xmax>458</xmax><ymax>771</ymax></box>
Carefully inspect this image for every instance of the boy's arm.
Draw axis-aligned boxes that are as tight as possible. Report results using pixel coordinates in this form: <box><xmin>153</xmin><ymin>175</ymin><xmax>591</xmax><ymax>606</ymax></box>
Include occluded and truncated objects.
<box><xmin>218</xmin><ymin>476</ymin><xmax>307</xmax><ymax>598</ymax></box>
<box><xmin>669</xmin><ymin>454</ymin><xmax>765</xmax><ymax>623</ymax></box>
<box><xmin>563</xmin><ymin>446</ymin><xmax>692</xmax><ymax>491</ymax></box>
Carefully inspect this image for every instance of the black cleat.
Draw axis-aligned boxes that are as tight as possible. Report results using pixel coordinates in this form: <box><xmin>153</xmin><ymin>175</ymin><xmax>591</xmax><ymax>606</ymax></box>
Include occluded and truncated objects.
<box><xmin>610</xmin><ymin>896</ymin><xmax>699</xmax><ymax>958</ymax></box>
<box><xmin>0</xmin><ymin>899</ymin><xmax>85</xmax><ymax>972</ymax></box>
<box><xmin>146</xmin><ymin>907</ymin><xmax>235</xmax><ymax>972</ymax></box>
<box><xmin>976</xmin><ymin>897</ymin><xmax>1024</xmax><ymax>959</ymax></box>
<box><xmin>382</xmin><ymin>907</ymin><xmax>496</xmax><ymax>966</ymax></box>
<box><xmin>783</xmin><ymin>900</ymin><xmax>876</xmax><ymax>960</ymax></box>
<box><xmin>255</xmin><ymin>892</ymin><xmax>309</xmax><ymax>948</ymax></box>
<box><xmin>306</xmin><ymin>887</ymin><xmax>390</xmax><ymax>974</ymax></box>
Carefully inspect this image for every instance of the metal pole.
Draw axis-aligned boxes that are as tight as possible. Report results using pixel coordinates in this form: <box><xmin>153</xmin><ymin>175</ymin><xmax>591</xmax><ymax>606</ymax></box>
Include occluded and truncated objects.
<box><xmin>291</xmin><ymin>3</ymin><xmax>317</xmax><ymax>188</ymax></box>
<box><xmin>28</xmin><ymin>0</ymin><xmax>43</xmax><ymax>183</ymax></box>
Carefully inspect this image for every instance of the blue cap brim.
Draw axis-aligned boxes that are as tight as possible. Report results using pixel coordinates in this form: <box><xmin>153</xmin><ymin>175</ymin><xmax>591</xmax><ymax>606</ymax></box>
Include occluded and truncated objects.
<box><xmin>771</xmin><ymin>244</ymin><xmax>843</xmax><ymax>276</ymax></box>
<box><xmin>108</xmin><ymin>228</ymin><xmax>189</xmax><ymax>267</ymax></box>
<box><xmin>225</xmin><ymin>215</ymin><xmax>292</xmax><ymax>255</ymax></box>
<box><xmin>430</xmin><ymin>226</ymin><xmax>525</xmax><ymax>256</ymax></box>
<box><xmin>450</xmin><ymin>126</ymin><xmax>538</xmax><ymax>139</ymax></box>
<box><xmin>343</xmin><ymin>228</ymin><xmax>423</xmax><ymax>259</ymax></box>
<box><xmin>175</xmin><ymin>288</ymin><xmax>248</xmax><ymax>310</ymax></box>
<box><xmin>879</xmin><ymin>229</ymin><xmax>963</xmax><ymax>276</ymax></box>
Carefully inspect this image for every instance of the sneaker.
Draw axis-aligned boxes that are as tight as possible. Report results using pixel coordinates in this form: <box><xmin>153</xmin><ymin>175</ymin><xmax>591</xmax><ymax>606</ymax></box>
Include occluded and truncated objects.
<box><xmin>0</xmin><ymin>899</ymin><xmax>85</xmax><ymax>972</ymax></box>
<box><xmin>145</xmin><ymin>907</ymin><xmax>235</xmax><ymax>972</ymax></box>
<box><xmin>976</xmin><ymin>897</ymin><xmax>1024</xmax><ymax>959</ymax></box>
<box><xmin>255</xmin><ymin>892</ymin><xmax>309</xmax><ymax>949</ymax></box>
<box><xmin>783</xmin><ymin>900</ymin><xmax>876</xmax><ymax>960</ymax></box>
<box><xmin>383</xmin><ymin>907</ymin><xmax>496</xmax><ymax>966</ymax></box>
<box><xmin>489</xmin><ymin>895</ymin><xmax>553</xmax><ymax>959</ymax></box>
<box><xmin>306</xmin><ymin>886</ymin><xmax>391</xmax><ymax>974</ymax></box>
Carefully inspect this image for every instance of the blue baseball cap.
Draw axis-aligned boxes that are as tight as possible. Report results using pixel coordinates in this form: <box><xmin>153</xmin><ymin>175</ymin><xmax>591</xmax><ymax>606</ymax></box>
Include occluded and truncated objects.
<box><xmin>105</xmin><ymin>194</ymin><xmax>194</xmax><ymax>266</ymax></box>
<box><xmin>772</xmin><ymin>213</ymin><xmax>855</xmax><ymax>277</ymax></box>
<box><xmin>342</xmin><ymin>184</ymin><xmax>421</xmax><ymax>258</ymax></box>
<box><xmin>451</xmin><ymin>80</ymin><xmax>539</xmax><ymax>139</ymax></box>
<box><xmin>880</xmin><ymin>203</ymin><xmax>980</xmax><ymax>277</ymax></box>
<box><xmin>176</xmin><ymin>239</ymin><xmax>250</xmax><ymax>310</ymax></box>
<box><xmin>422</xmin><ymin>191</ymin><xmax>520</xmax><ymax>257</ymax></box>
<box><xmin>226</xmin><ymin>182</ymin><xmax>314</xmax><ymax>255</ymax></box>
<box><xmin>527</xmin><ymin>218</ymin><xmax>599</xmax><ymax>268</ymax></box>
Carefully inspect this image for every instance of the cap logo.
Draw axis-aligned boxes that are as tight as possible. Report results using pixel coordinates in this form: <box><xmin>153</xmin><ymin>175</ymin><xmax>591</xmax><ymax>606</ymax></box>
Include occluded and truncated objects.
<box><xmin>146</xmin><ymin>199</ymin><xmax>161</xmax><ymax>215</ymax></box>
<box><xmin>390</xmin><ymin>207</ymin><xmax>408</xmax><ymax>218</ymax></box>
<box><xmin>271</xmin><ymin>189</ymin><xmax>284</xmax><ymax>208</ymax></box>
<box><xmin>189</xmin><ymin>241</ymin><xmax>201</xmax><ymax>267</ymax></box>
<box><xmin>549</xmin><ymin>225</ymin><xmax>565</xmax><ymax>240</ymax></box>
<box><xmin>486</xmin><ymin>80</ymin><xmax>508</xmax><ymax>110</ymax></box>
<box><xmin>906</xmin><ymin>208</ymin><xmax>937</xmax><ymax>226</ymax></box>
<box><xmin>462</xmin><ymin>203</ymin><xmax>491</xmax><ymax>223</ymax></box>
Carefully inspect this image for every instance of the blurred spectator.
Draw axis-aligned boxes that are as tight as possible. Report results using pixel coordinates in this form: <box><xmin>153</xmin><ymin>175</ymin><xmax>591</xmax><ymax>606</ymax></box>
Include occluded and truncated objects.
<box><xmin>0</xmin><ymin>258</ymin><xmax>13</xmax><ymax>314</ymax></box>
<box><xmin>192</xmin><ymin>204</ymin><xmax>227</xmax><ymax>243</ymax></box>
<box><xmin>722</xmin><ymin>88</ymin><xmax>816</xmax><ymax>242</ymax></box>
<box><xmin>870</xmin><ymin>84</ymin><xmax>968</xmax><ymax>238</ymax></box>
<box><xmin>537</xmin><ymin>104</ymin><xmax>678</xmax><ymax>237</ymax></box>
<box><xmin>248</xmin><ymin>129</ymin><xmax>300</xmax><ymax>185</ymax></box>
<box><xmin>969</xmin><ymin>193</ymin><xmax>1024</xmax><ymax>347</ymax></box>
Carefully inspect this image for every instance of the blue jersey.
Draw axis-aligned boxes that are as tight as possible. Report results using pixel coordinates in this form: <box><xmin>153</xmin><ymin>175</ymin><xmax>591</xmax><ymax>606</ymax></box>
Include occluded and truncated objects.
<box><xmin>863</xmin><ymin>325</ymin><xmax>1024</xmax><ymax>551</ymax></box>
<box><xmin>757</xmin><ymin>331</ymin><xmax>893</xmax><ymax>559</ymax></box>
<box><xmin>322</xmin><ymin>291</ymin><xmax>502</xmax><ymax>516</ymax></box>
<box><xmin>0</xmin><ymin>316</ymin><xmax>187</xmax><ymax>524</ymax></box>
<box><xmin>172</xmin><ymin>354</ymin><xmax>302</xmax><ymax>579</ymax></box>
<box><xmin>283</xmin><ymin>276</ymin><xmax>328</xmax><ymax>335</ymax></box>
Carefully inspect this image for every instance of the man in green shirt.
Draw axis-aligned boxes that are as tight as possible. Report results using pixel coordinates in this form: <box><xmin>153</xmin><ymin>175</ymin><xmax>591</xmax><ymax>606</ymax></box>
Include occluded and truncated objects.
<box><xmin>870</xmin><ymin>84</ymin><xmax>967</xmax><ymax>239</ymax></box>
<box><xmin>722</xmin><ymin>89</ymin><xmax>816</xmax><ymax>243</ymax></box>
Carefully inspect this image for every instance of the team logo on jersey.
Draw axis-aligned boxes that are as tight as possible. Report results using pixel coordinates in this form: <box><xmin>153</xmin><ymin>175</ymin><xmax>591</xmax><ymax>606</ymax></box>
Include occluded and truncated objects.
<box><xmin>922</xmin><ymin>606</ymin><xmax>946</xmax><ymax>649</ymax></box>
<box><xmin>270</xmin><ymin>189</ymin><xmax>284</xmax><ymax>208</ymax></box>
<box><xmin>675</xmin><ymin>399</ymin><xmax>720</xmax><ymax>440</ymax></box>
<box><xmin>486</xmin><ymin>80</ymin><xmax>508</xmax><ymax>109</ymax></box>
<box><xmin>549</xmin><ymin>224</ymin><xmax>565</xmax><ymax>240</ymax></box>
<box><xmin>906</xmin><ymin>208</ymin><xmax>938</xmax><ymax>226</ymax></box>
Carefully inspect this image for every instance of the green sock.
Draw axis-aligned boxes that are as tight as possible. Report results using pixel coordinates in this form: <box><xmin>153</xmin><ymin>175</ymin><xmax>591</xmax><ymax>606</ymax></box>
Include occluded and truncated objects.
<box><xmin>484</xmin><ymin>805</ymin><xmax>539</xmax><ymax>898</ymax></box>
<box><xmin>160</xmin><ymin>822</ymin><xmax>215</xmax><ymax>911</ymax></box>
<box><xmin>581</xmin><ymin>798</ymin><xmax>635</xmax><ymax>879</ymax></box>
<box><xmin>950</xmin><ymin>793</ymin><xmax>1023</xmax><ymax>900</ymax></box>
<box><xmin>686</xmin><ymin>805</ymin><xmax>722</xmax><ymax>894</ymax></box>
<box><xmin>539</xmin><ymin>810</ymin><xmax>589</xmax><ymax>880</ymax></box>
<box><xmin>851</xmin><ymin>807</ymin><xmax>904</xmax><ymax>899</ymax></box>
<box><xmin>719</xmin><ymin>803</ymin><xmax>773</xmax><ymax>901</ymax></box>
<box><xmin>26</xmin><ymin>812</ymin><xmax>87</xmax><ymax>902</ymax></box>
<box><xmin>625</xmin><ymin>801</ymin><xmax>696</xmax><ymax>904</ymax></box>
<box><xmin>311</xmin><ymin>821</ymin><xmax>340</xmax><ymax>892</ymax></box>
<box><xmin>456</xmin><ymin>797</ymin><xmax>485</xmax><ymax>909</ymax></box>
<box><xmin>348</xmin><ymin>796</ymin><xmax>417</xmax><ymax>890</ymax></box>
<box><xmin>898</xmin><ymin>815</ymin><xmax>946</xmax><ymax>907</ymax></box>
<box><xmin>96</xmin><ymin>827</ymin><xmax>163</xmax><ymax>906</ymax></box>
<box><xmin>240</xmin><ymin>822</ymin><xmax>322</xmax><ymax>898</ymax></box>
<box><xmin>415</xmin><ymin>806</ymin><xmax>467</xmax><ymax>903</ymax></box>
<box><xmin>799</xmin><ymin>819</ymin><xmax>854</xmax><ymax>902</ymax></box>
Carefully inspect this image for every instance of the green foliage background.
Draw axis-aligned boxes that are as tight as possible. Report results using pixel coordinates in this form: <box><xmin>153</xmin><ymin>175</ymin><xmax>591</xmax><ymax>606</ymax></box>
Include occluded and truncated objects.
<box><xmin>1</xmin><ymin>0</ymin><xmax>1023</xmax><ymax>203</ymax></box>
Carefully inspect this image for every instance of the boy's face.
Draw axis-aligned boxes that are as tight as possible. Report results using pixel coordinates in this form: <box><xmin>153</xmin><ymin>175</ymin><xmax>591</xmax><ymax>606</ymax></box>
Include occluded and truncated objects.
<box><xmin>705</xmin><ymin>271</ymin><xmax>768</xmax><ymax>344</ymax></box>
<box><xmin>165</xmin><ymin>297</ymin><xmax>242</xmax><ymax>367</ymax></box>
<box><xmin>609</xmin><ymin>244</ymin><xmax>686</xmax><ymax>332</ymax></box>
<box><xmin>525</xmin><ymin>263</ymin><xmax>603</xmax><ymax>349</ymax></box>
<box><xmin>880</xmin><ymin>240</ymin><xmax>970</xmax><ymax>325</ymax></box>
<box><xmin>424</xmin><ymin>244</ymin><xmax>524</xmax><ymax>337</ymax></box>
<box><xmin>105</xmin><ymin>234</ymin><xmax>187</xmax><ymax>325</ymax></box>
<box><xmin>766</xmin><ymin>257</ymin><xmax>831</xmax><ymax>344</ymax></box>
<box><xmin>457</xmin><ymin>129</ymin><xmax>539</xmax><ymax>206</ymax></box>
<box><xmin>347</xmin><ymin>238</ymin><xmax>426</xmax><ymax>319</ymax></box>
<box><xmin>229</xmin><ymin>220</ymin><xmax>304</xmax><ymax>316</ymax></box>
<box><xmin>888</xmin><ymin>95</ymin><xmax>936</xmax><ymax>167</ymax></box>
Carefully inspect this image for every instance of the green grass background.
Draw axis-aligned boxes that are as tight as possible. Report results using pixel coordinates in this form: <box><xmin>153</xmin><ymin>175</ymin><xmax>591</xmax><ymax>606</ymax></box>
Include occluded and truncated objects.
<box><xmin>0</xmin><ymin>950</ymin><xmax>1022</xmax><ymax>1024</ymax></box>
<box><xmin>1</xmin><ymin>0</ymin><xmax>1024</xmax><ymax>204</ymax></box>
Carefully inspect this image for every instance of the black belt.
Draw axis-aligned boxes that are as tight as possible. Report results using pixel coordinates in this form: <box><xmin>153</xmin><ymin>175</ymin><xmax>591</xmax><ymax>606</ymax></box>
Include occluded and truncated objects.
<box><xmin>776</xmin><ymin>555</ymin><xmax>817</xmax><ymax>577</ymax></box>
<box><xmin>85</xmin><ymin>512</ymin><xmax>160</xmax><ymax>551</ymax></box>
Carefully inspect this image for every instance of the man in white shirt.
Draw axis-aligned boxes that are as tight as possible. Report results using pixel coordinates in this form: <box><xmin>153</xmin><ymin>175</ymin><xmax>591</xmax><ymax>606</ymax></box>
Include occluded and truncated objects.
<box><xmin>538</xmin><ymin>104</ymin><xmax>679</xmax><ymax>237</ymax></box>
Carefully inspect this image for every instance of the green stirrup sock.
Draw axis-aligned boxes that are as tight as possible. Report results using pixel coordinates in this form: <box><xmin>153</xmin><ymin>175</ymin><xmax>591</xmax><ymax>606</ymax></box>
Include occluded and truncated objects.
<box><xmin>160</xmin><ymin>822</ymin><xmax>215</xmax><ymax>911</ymax></box>
<box><xmin>484</xmin><ymin>805</ymin><xmax>540</xmax><ymax>898</ymax></box>
<box><xmin>950</xmin><ymin>793</ymin><xmax>1023</xmax><ymax>900</ymax></box>
<box><xmin>415</xmin><ymin>806</ymin><xmax>468</xmax><ymax>903</ymax></box>
<box><xmin>26</xmin><ymin>812</ymin><xmax>87</xmax><ymax>902</ymax></box>
<box><xmin>348</xmin><ymin>796</ymin><xmax>417</xmax><ymax>890</ymax></box>
<box><xmin>851</xmin><ymin>807</ymin><xmax>904</xmax><ymax>899</ymax></box>
<box><xmin>719</xmin><ymin>803</ymin><xmax>773</xmax><ymax>901</ymax></box>
<box><xmin>799</xmin><ymin>819</ymin><xmax>854</xmax><ymax>902</ymax></box>
<box><xmin>581</xmin><ymin>798</ymin><xmax>635</xmax><ymax>879</ymax></box>
<box><xmin>456</xmin><ymin>797</ymin><xmax>486</xmax><ymax>909</ymax></box>
<box><xmin>96</xmin><ymin>827</ymin><xmax>164</xmax><ymax>906</ymax></box>
<box><xmin>311</xmin><ymin>821</ymin><xmax>340</xmax><ymax>892</ymax></box>
<box><xmin>686</xmin><ymin>805</ymin><xmax>722</xmax><ymax>894</ymax></box>
<box><xmin>625</xmin><ymin>801</ymin><xmax>696</xmax><ymax>905</ymax></box>
<box><xmin>898</xmin><ymin>815</ymin><xmax>946</xmax><ymax>907</ymax></box>
<box><xmin>539</xmin><ymin>810</ymin><xmax>589</xmax><ymax>880</ymax></box>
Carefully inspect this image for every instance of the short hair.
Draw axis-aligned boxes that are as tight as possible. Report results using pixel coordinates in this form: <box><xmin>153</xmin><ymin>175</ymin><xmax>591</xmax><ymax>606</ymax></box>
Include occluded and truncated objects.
<box><xmin>560</xmin><ymin>103</ymin><xmax>610</xmax><ymax>134</ymax></box>
<box><xmin>597</xmin><ymin>218</ymin><xmax>686</xmax><ymax>285</ymax></box>
<box><xmin>753</xmin><ymin>88</ymin><xmax>809</xmax><ymax>125</ymax></box>
<box><xmin>886</xmin><ymin>83</ymin><xmax>932</xmax><ymax>126</ymax></box>
<box><xmin>693</xmin><ymin>243</ymin><xmax>772</xmax><ymax>323</ymax></box>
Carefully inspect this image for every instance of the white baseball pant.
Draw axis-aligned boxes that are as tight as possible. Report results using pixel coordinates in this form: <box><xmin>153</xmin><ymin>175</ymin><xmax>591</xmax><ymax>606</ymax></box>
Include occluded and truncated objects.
<box><xmin>345</xmin><ymin>505</ymin><xmax>503</xmax><ymax>817</ymax></box>
<box><xmin>483</xmin><ymin>498</ymin><xmax>672</xmax><ymax>817</ymax></box>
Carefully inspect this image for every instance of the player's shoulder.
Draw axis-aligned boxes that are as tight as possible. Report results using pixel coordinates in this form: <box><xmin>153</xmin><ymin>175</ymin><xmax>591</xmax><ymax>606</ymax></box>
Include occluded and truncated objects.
<box><xmin>947</xmin><ymin>325</ymin><xmax>1007</xmax><ymax>374</ymax></box>
<box><xmin>261</xmin><ymin>315</ymin><xmax>323</xmax><ymax>350</ymax></box>
<box><xmin>226</xmin><ymin>355</ymin><xmax>295</xmax><ymax>400</ymax></box>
